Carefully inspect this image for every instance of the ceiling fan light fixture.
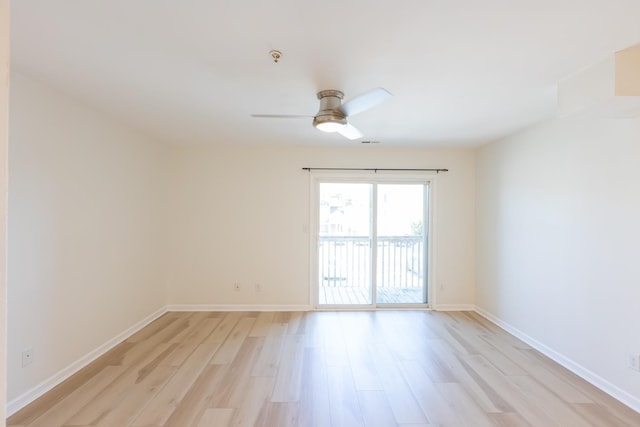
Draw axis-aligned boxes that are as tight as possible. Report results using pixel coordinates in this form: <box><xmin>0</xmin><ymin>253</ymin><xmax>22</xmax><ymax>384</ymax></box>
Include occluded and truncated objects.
<box><xmin>251</xmin><ymin>87</ymin><xmax>391</xmax><ymax>139</ymax></box>
<box><xmin>313</xmin><ymin>90</ymin><xmax>348</xmax><ymax>132</ymax></box>
<box><xmin>314</xmin><ymin>119</ymin><xmax>347</xmax><ymax>133</ymax></box>
<box><xmin>315</xmin><ymin>122</ymin><xmax>345</xmax><ymax>133</ymax></box>
<box><xmin>313</xmin><ymin>110</ymin><xmax>347</xmax><ymax>132</ymax></box>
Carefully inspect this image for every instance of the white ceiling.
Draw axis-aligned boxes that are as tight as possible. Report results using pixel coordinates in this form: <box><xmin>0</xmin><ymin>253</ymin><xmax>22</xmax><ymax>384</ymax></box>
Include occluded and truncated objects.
<box><xmin>10</xmin><ymin>0</ymin><xmax>640</xmax><ymax>147</ymax></box>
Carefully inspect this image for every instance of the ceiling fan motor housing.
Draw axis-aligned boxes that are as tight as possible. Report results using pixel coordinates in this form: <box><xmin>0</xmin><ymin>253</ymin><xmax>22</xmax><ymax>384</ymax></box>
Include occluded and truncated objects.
<box><xmin>313</xmin><ymin>90</ymin><xmax>347</xmax><ymax>130</ymax></box>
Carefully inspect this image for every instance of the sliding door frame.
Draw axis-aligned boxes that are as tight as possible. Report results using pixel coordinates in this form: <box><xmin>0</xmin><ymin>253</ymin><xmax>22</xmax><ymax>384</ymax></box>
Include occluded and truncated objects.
<box><xmin>309</xmin><ymin>170</ymin><xmax>438</xmax><ymax>310</ymax></box>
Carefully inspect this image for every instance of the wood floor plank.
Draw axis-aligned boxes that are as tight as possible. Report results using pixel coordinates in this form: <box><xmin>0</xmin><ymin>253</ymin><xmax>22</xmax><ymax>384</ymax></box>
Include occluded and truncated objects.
<box><xmin>8</xmin><ymin>311</ymin><xmax>640</xmax><ymax>427</ymax></box>
<box><xmin>465</xmin><ymin>312</ymin><xmax>531</xmax><ymax>349</ymax></box>
<box><xmin>506</xmin><ymin>375</ymin><xmax>593</xmax><ymax>427</ymax></box>
<box><xmin>303</xmin><ymin>312</ymin><xmax>324</xmax><ymax>349</ymax></box>
<box><xmin>461</xmin><ymin>354</ymin><xmax>562</xmax><ymax>427</ymax></box>
<box><xmin>162</xmin><ymin>317</ymin><xmax>221</xmax><ymax>367</ymax></box>
<box><xmin>65</xmin><ymin>342</ymin><xmax>178</xmax><ymax>425</ymax></box>
<box><xmin>251</xmin><ymin>322</ymin><xmax>287</xmax><ymax>377</ymax></box>
<box><xmin>120</xmin><ymin>329</ymin><xmax>184</xmax><ymax>367</ymax></box>
<box><xmin>521</xmin><ymin>348</ymin><xmax>601</xmax><ymax>392</ymax></box>
<box><xmin>131</xmin><ymin>342</ymin><xmax>180</xmax><ymax>384</ymax></box>
<box><xmin>327</xmin><ymin>364</ymin><xmax>365</xmax><ymax>427</ymax></box>
<box><xmin>429</xmin><ymin>338</ymin><xmax>510</xmax><ymax>413</ymax></box>
<box><xmin>62</xmin><ymin>369</ymin><xmax>136</xmax><ymax>426</ymax></box>
<box><xmin>571</xmin><ymin>402</ymin><xmax>631</xmax><ymax>427</ymax></box>
<box><xmin>415</xmin><ymin>342</ymin><xmax>458</xmax><ymax>383</ymax></box>
<box><xmin>163</xmin><ymin>364</ymin><xmax>228</xmax><ymax>427</ymax></box>
<box><xmin>437</xmin><ymin>382</ymin><xmax>498</xmax><ymax>427</ymax></box>
<box><xmin>248</xmin><ymin>311</ymin><xmax>276</xmax><ymax>337</ymax></box>
<box><xmin>322</xmin><ymin>313</ymin><xmax>350</xmax><ymax>367</ymax></box>
<box><xmin>477</xmin><ymin>333</ymin><xmax>593</xmax><ymax>404</ymax></box>
<box><xmin>259</xmin><ymin>402</ymin><xmax>299</xmax><ymax>427</ymax></box>
<box><xmin>195</xmin><ymin>408</ymin><xmax>235</xmax><ymax>427</ymax></box>
<box><xmin>271</xmin><ymin>334</ymin><xmax>305</xmax><ymax>402</ymax></box>
<box><xmin>286</xmin><ymin>311</ymin><xmax>304</xmax><ymax>335</ymax></box>
<box><xmin>169</xmin><ymin>312</ymin><xmax>211</xmax><ymax>339</ymax></box>
<box><xmin>25</xmin><ymin>365</ymin><xmax>127</xmax><ymax>427</ymax></box>
<box><xmin>130</xmin><ymin>343</ymin><xmax>220</xmax><ymax>426</ymax></box>
<box><xmin>350</xmin><ymin>361</ymin><xmax>383</xmax><ymax>391</ymax></box>
<box><xmin>426</xmin><ymin>312</ymin><xmax>481</xmax><ymax>356</ymax></box>
<box><xmin>93</xmin><ymin>365</ymin><xmax>176</xmax><ymax>427</ymax></box>
<box><xmin>411</xmin><ymin>311</ymin><xmax>445</xmax><ymax>339</ymax></box>
<box><xmin>273</xmin><ymin>311</ymin><xmax>292</xmax><ymax>324</ymax></box>
<box><xmin>357</xmin><ymin>390</ymin><xmax>399</xmax><ymax>427</ymax></box>
<box><xmin>521</xmin><ymin>347</ymin><xmax>640</xmax><ymax>424</ymax></box>
<box><xmin>127</xmin><ymin>314</ymin><xmax>192</xmax><ymax>348</ymax></box>
<box><xmin>486</xmin><ymin>412</ymin><xmax>532</xmax><ymax>427</ymax></box>
<box><xmin>202</xmin><ymin>311</ymin><xmax>243</xmax><ymax>346</ymax></box>
<box><xmin>343</xmin><ymin>317</ymin><xmax>382</xmax><ymax>391</ymax></box>
<box><xmin>369</xmin><ymin>342</ymin><xmax>429</xmax><ymax>425</ymax></box>
<box><xmin>208</xmin><ymin>336</ymin><xmax>264</xmax><ymax>409</ymax></box>
<box><xmin>125</xmin><ymin>312</ymin><xmax>181</xmax><ymax>343</ymax></box>
<box><xmin>399</xmin><ymin>360</ymin><xmax>466</xmax><ymax>426</ymax></box>
<box><xmin>228</xmin><ymin>376</ymin><xmax>275</xmax><ymax>426</ymax></box>
<box><xmin>297</xmin><ymin>347</ymin><xmax>332</xmax><ymax>427</ymax></box>
<box><xmin>446</xmin><ymin>322</ymin><xmax>528</xmax><ymax>377</ymax></box>
<box><xmin>210</xmin><ymin>317</ymin><xmax>256</xmax><ymax>364</ymax></box>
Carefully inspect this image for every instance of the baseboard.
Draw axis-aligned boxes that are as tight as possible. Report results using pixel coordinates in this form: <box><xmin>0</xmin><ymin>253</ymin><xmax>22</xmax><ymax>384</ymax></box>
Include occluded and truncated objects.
<box><xmin>166</xmin><ymin>304</ymin><xmax>313</xmax><ymax>312</ymax></box>
<box><xmin>433</xmin><ymin>303</ymin><xmax>475</xmax><ymax>311</ymax></box>
<box><xmin>474</xmin><ymin>305</ymin><xmax>640</xmax><ymax>414</ymax></box>
<box><xmin>7</xmin><ymin>306</ymin><xmax>168</xmax><ymax>417</ymax></box>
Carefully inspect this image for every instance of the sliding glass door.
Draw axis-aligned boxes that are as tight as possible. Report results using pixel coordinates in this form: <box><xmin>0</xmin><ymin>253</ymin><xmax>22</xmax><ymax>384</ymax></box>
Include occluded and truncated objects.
<box><xmin>376</xmin><ymin>184</ymin><xmax>427</xmax><ymax>304</ymax></box>
<box><xmin>318</xmin><ymin>183</ymin><xmax>373</xmax><ymax>305</ymax></box>
<box><xmin>315</xmin><ymin>178</ymin><xmax>429</xmax><ymax>308</ymax></box>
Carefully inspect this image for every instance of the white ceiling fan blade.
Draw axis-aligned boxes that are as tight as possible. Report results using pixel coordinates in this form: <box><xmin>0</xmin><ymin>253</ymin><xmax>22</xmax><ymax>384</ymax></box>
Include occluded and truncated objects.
<box><xmin>337</xmin><ymin>123</ymin><xmax>364</xmax><ymax>140</ymax></box>
<box><xmin>340</xmin><ymin>87</ymin><xmax>392</xmax><ymax>117</ymax></box>
<box><xmin>251</xmin><ymin>114</ymin><xmax>313</xmax><ymax>118</ymax></box>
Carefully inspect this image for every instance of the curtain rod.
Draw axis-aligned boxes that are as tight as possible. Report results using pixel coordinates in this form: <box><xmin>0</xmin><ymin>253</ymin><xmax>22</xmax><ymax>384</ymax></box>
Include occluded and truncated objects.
<box><xmin>302</xmin><ymin>167</ymin><xmax>449</xmax><ymax>173</ymax></box>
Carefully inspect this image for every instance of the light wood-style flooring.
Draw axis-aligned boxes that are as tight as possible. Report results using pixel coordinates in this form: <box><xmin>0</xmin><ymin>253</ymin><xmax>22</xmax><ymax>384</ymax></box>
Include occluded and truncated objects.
<box><xmin>7</xmin><ymin>310</ymin><xmax>640</xmax><ymax>426</ymax></box>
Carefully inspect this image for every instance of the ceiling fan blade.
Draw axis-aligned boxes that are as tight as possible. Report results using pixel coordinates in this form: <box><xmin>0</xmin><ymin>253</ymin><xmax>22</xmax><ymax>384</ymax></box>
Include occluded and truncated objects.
<box><xmin>251</xmin><ymin>114</ymin><xmax>312</xmax><ymax>119</ymax></box>
<box><xmin>337</xmin><ymin>123</ymin><xmax>364</xmax><ymax>140</ymax></box>
<box><xmin>339</xmin><ymin>87</ymin><xmax>392</xmax><ymax>117</ymax></box>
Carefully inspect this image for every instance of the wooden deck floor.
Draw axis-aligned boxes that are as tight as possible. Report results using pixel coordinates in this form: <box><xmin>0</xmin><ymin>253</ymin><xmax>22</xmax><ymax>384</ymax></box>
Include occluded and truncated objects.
<box><xmin>8</xmin><ymin>311</ymin><xmax>640</xmax><ymax>427</ymax></box>
<box><xmin>319</xmin><ymin>286</ymin><xmax>425</xmax><ymax>305</ymax></box>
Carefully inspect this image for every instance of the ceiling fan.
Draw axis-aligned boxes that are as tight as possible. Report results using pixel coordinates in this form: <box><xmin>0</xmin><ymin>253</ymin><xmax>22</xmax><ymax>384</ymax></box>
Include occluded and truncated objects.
<box><xmin>251</xmin><ymin>87</ymin><xmax>392</xmax><ymax>140</ymax></box>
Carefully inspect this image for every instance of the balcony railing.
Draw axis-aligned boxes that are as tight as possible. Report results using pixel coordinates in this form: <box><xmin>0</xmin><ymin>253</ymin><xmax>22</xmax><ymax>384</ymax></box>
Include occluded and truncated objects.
<box><xmin>318</xmin><ymin>235</ymin><xmax>425</xmax><ymax>289</ymax></box>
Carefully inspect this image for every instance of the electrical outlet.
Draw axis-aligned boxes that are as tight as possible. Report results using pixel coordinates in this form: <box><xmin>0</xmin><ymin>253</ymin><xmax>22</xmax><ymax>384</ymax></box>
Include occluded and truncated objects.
<box><xmin>234</xmin><ymin>282</ymin><xmax>241</xmax><ymax>292</ymax></box>
<box><xmin>22</xmin><ymin>348</ymin><xmax>34</xmax><ymax>367</ymax></box>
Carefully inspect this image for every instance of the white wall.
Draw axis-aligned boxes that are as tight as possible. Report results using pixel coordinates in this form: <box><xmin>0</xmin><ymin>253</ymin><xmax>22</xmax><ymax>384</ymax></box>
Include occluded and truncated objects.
<box><xmin>1</xmin><ymin>0</ymin><xmax>10</xmax><ymax>422</ymax></box>
<box><xmin>165</xmin><ymin>145</ymin><xmax>476</xmax><ymax>309</ymax></box>
<box><xmin>7</xmin><ymin>74</ymin><xmax>168</xmax><ymax>404</ymax></box>
<box><xmin>476</xmin><ymin>114</ymin><xmax>640</xmax><ymax>409</ymax></box>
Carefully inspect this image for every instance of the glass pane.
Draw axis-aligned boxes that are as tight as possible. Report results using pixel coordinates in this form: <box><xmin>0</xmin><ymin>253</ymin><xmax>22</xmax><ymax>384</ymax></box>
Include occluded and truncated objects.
<box><xmin>318</xmin><ymin>183</ymin><xmax>372</xmax><ymax>305</ymax></box>
<box><xmin>376</xmin><ymin>184</ymin><xmax>426</xmax><ymax>304</ymax></box>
